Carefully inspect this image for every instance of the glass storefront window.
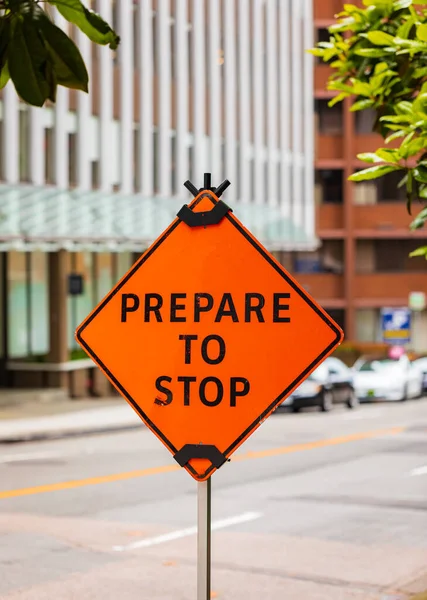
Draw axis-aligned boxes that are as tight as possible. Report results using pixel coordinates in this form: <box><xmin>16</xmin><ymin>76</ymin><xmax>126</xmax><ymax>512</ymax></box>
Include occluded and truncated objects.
<box><xmin>8</xmin><ymin>252</ymin><xmax>28</xmax><ymax>358</ymax></box>
<box><xmin>117</xmin><ymin>252</ymin><xmax>132</xmax><ymax>279</ymax></box>
<box><xmin>0</xmin><ymin>254</ymin><xmax>4</xmax><ymax>360</ymax></box>
<box><xmin>97</xmin><ymin>253</ymin><xmax>113</xmax><ymax>301</ymax></box>
<box><xmin>7</xmin><ymin>251</ymin><xmax>49</xmax><ymax>359</ymax></box>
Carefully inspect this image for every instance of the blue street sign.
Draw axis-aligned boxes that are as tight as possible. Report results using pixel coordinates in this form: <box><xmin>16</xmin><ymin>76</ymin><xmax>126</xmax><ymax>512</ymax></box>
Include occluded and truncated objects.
<box><xmin>381</xmin><ymin>307</ymin><xmax>411</xmax><ymax>345</ymax></box>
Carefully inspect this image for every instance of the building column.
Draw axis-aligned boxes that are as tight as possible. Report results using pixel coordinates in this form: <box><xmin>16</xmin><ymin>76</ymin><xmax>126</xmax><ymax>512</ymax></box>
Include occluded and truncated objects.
<box><xmin>0</xmin><ymin>252</ymin><xmax>8</xmax><ymax>386</ymax></box>
<box><xmin>343</xmin><ymin>97</ymin><xmax>356</xmax><ymax>340</ymax></box>
<box><xmin>47</xmin><ymin>250</ymin><xmax>68</xmax><ymax>388</ymax></box>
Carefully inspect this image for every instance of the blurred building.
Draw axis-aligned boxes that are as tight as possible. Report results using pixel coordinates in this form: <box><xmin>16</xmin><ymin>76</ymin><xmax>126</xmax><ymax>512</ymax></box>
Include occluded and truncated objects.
<box><xmin>0</xmin><ymin>0</ymin><xmax>315</xmax><ymax>395</ymax></box>
<box><xmin>291</xmin><ymin>0</ymin><xmax>427</xmax><ymax>349</ymax></box>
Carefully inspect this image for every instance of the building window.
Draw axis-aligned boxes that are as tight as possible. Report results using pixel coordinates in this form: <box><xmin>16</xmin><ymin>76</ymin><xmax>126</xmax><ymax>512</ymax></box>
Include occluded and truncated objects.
<box><xmin>294</xmin><ymin>240</ymin><xmax>343</xmax><ymax>274</ymax></box>
<box><xmin>315</xmin><ymin>99</ymin><xmax>343</xmax><ymax>135</ymax></box>
<box><xmin>294</xmin><ymin>251</ymin><xmax>321</xmax><ymax>273</ymax></box>
<box><xmin>355</xmin><ymin>109</ymin><xmax>376</xmax><ymax>134</ymax></box>
<box><xmin>377</xmin><ymin>171</ymin><xmax>406</xmax><ymax>202</ymax></box>
<box><xmin>315</xmin><ymin>169</ymin><xmax>343</xmax><ymax>204</ymax></box>
<box><xmin>353</xmin><ymin>181</ymin><xmax>377</xmax><ymax>205</ymax></box>
<box><xmin>356</xmin><ymin>309</ymin><xmax>380</xmax><ymax>343</ymax></box>
<box><xmin>356</xmin><ymin>240</ymin><xmax>427</xmax><ymax>273</ymax></box>
<box><xmin>353</xmin><ymin>171</ymin><xmax>406</xmax><ymax>204</ymax></box>
<box><xmin>326</xmin><ymin>309</ymin><xmax>345</xmax><ymax>335</ymax></box>
<box><xmin>375</xmin><ymin>240</ymin><xmax>427</xmax><ymax>272</ymax></box>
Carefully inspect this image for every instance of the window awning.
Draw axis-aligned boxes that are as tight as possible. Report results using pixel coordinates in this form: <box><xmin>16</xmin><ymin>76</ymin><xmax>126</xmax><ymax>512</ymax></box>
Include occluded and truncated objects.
<box><xmin>0</xmin><ymin>185</ymin><xmax>318</xmax><ymax>252</ymax></box>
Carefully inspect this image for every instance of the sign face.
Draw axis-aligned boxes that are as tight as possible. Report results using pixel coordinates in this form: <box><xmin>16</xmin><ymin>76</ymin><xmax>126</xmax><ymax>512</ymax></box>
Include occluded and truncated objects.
<box><xmin>381</xmin><ymin>307</ymin><xmax>411</xmax><ymax>345</ymax></box>
<box><xmin>408</xmin><ymin>291</ymin><xmax>426</xmax><ymax>312</ymax></box>
<box><xmin>76</xmin><ymin>191</ymin><xmax>343</xmax><ymax>481</ymax></box>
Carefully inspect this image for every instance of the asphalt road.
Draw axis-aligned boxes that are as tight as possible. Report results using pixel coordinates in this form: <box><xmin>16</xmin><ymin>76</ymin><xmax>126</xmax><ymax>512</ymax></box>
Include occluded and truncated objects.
<box><xmin>1</xmin><ymin>400</ymin><xmax>427</xmax><ymax>599</ymax></box>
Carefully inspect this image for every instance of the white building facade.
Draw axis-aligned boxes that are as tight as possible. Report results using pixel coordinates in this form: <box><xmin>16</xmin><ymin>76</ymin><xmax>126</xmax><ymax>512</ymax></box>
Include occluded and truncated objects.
<box><xmin>0</xmin><ymin>0</ymin><xmax>315</xmax><ymax>390</ymax></box>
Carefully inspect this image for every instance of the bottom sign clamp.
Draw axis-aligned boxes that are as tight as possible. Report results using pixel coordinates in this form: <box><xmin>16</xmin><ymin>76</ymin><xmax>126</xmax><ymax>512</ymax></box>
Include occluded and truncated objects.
<box><xmin>174</xmin><ymin>444</ymin><xmax>227</xmax><ymax>469</ymax></box>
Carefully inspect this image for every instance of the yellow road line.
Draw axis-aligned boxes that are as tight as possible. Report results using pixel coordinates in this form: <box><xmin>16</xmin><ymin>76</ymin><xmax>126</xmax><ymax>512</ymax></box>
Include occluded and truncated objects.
<box><xmin>0</xmin><ymin>464</ymin><xmax>180</xmax><ymax>500</ymax></box>
<box><xmin>232</xmin><ymin>427</ymin><xmax>404</xmax><ymax>462</ymax></box>
<box><xmin>0</xmin><ymin>427</ymin><xmax>403</xmax><ymax>500</ymax></box>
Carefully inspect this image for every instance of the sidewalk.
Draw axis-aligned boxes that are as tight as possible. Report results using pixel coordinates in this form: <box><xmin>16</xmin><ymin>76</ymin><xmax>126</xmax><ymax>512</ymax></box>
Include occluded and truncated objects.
<box><xmin>0</xmin><ymin>397</ymin><xmax>142</xmax><ymax>443</ymax></box>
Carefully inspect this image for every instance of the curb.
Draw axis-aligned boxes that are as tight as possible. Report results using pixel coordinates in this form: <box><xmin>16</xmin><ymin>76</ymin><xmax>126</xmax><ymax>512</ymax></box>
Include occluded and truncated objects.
<box><xmin>0</xmin><ymin>422</ymin><xmax>144</xmax><ymax>444</ymax></box>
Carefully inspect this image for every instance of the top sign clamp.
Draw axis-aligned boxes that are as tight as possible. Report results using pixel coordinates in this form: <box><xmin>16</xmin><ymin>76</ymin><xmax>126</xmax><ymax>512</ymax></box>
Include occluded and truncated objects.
<box><xmin>179</xmin><ymin>173</ymin><xmax>232</xmax><ymax>228</ymax></box>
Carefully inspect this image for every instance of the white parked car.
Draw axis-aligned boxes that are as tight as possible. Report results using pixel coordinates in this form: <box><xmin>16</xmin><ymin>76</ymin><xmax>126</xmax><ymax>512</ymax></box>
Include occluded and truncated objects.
<box><xmin>353</xmin><ymin>355</ymin><xmax>422</xmax><ymax>402</ymax></box>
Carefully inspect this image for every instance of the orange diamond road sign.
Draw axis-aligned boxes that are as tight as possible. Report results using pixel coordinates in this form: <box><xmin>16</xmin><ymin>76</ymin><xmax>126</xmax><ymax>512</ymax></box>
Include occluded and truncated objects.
<box><xmin>76</xmin><ymin>181</ymin><xmax>343</xmax><ymax>481</ymax></box>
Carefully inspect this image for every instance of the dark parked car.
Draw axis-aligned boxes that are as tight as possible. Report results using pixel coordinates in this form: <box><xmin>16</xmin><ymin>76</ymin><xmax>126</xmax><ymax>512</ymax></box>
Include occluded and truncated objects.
<box><xmin>281</xmin><ymin>357</ymin><xmax>357</xmax><ymax>413</ymax></box>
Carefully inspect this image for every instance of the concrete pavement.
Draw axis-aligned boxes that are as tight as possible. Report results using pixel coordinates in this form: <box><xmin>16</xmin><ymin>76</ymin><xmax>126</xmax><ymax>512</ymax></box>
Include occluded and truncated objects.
<box><xmin>0</xmin><ymin>400</ymin><xmax>427</xmax><ymax>599</ymax></box>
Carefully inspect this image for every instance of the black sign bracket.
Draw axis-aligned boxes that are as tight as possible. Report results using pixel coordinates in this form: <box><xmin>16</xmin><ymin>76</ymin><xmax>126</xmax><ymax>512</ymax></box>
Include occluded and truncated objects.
<box><xmin>178</xmin><ymin>173</ymin><xmax>232</xmax><ymax>228</ymax></box>
<box><xmin>174</xmin><ymin>444</ymin><xmax>228</xmax><ymax>470</ymax></box>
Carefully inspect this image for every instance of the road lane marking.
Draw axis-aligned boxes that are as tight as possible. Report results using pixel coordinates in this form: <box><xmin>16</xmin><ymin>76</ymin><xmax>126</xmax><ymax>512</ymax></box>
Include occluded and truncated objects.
<box><xmin>0</xmin><ymin>451</ymin><xmax>59</xmax><ymax>464</ymax></box>
<box><xmin>231</xmin><ymin>427</ymin><xmax>403</xmax><ymax>462</ymax></box>
<box><xmin>410</xmin><ymin>465</ymin><xmax>427</xmax><ymax>476</ymax></box>
<box><xmin>341</xmin><ymin>410</ymin><xmax>384</xmax><ymax>421</ymax></box>
<box><xmin>0</xmin><ymin>427</ymin><xmax>403</xmax><ymax>500</ymax></box>
<box><xmin>112</xmin><ymin>511</ymin><xmax>262</xmax><ymax>552</ymax></box>
<box><xmin>0</xmin><ymin>464</ymin><xmax>180</xmax><ymax>499</ymax></box>
<box><xmin>0</xmin><ymin>449</ymin><xmax>96</xmax><ymax>464</ymax></box>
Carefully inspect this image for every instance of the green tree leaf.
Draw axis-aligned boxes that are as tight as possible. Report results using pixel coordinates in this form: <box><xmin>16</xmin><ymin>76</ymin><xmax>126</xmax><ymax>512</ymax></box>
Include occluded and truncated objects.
<box><xmin>401</xmin><ymin>136</ymin><xmax>426</xmax><ymax>158</ymax></box>
<box><xmin>349</xmin><ymin>165</ymin><xmax>402</xmax><ymax>181</ymax></box>
<box><xmin>413</xmin><ymin>66</ymin><xmax>427</xmax><ymax>78</ymax></box>
<box><xmin>410</xmin><ymin>207</ymin><xmax>427</xmax><ymax>229</ymax></box>
<box><xmin>414</xmin><ymin>166</ymin><xmax>427</xmax><ymax>182</ymax></box>
<box><xmin>417</xmin><ymin>23</ymin><xmax>427</xmax><ymax>42</ymax></box>
<box><xmin>357</xmin><ymin>152</ymin><xmax>386</xmax><ymax>163</ymax></box>
<box><xmin>8</xmin><ymin>15</ymin><xmax>49</xmax><ymax>107</ymax></box>
<box><xmin>354</xmin><ymin>47</ymin><xmax>391</xmax><ymax>57</ymax></box>
<box><xmin>327</xmin><ymin>92</ymin><xmax>349</xmax><ymax>107</ymax></box>
<box><xmin>397</xmin><ymin>17</ymin><xmax>415</xmax><ymax>39</ymax></box>
<box><xmin>38</xmin><ymin>13</ymin><xmax>88</xmax><ymax>92</ymax></box>
<box><xmin>48</xmin><ymin>0</ymin><xmax>120</xmax><ymax>49</ymax></box>
<box><xmin>393</xmin><ymin>0</ymin><xmax>412</xmax><ymax>9</ymax></box>
<box><xmin>376</xmin><ymin>148</ymin><xmax>400</xmax><ymax>162</ymax></box>
<box><xmin>409</xmin><ymin>246</ymin><xmax>427</xmax><ymax>258</ymax></box>
<box><xmin>351</xmin><ymin>80</ymin><xmax>373</xmax><ymax>96</ymax></box>
<box><xmin>0</xmin><ymin>62</ymin><xmax>9</xmax><ymax>89</ymax></box>
<box><xmin>395</xmin><ymin>101</ymin><xmax>413</xmax><ymax>115</ymax></box>
<box><xmin>351</xmin><ymin>98</ymin><xmax>375</xmax><ymax>111</ymax></box>
<box><xmin>385</xmin><ymin>130</ymin><xmax>406</xmax><ymax>143</ymax></box>
<box><xmin>0</xmin><ymin>17</ymin><xmax>10</xmax><ymax>74</ymax></box>
<box><xmin>367</xmin><ymin>30</ymin><xmax>396</xmax><ymax>46</ymax></box>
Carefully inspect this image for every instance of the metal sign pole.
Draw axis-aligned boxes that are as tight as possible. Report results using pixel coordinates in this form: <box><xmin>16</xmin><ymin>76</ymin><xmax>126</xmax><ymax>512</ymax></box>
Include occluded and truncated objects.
<box><xmin>197</xmin><ymin>478</ymin><xmax>211</xmax><ymax>600</ymax></box>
